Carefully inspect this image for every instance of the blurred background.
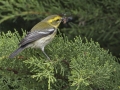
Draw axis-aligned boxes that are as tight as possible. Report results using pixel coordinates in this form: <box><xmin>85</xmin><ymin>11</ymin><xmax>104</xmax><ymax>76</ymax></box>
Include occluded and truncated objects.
<box><xmin>0</xmin><ymin>0</ymin><xmax>120</xmax><ymax>58</ymax></box>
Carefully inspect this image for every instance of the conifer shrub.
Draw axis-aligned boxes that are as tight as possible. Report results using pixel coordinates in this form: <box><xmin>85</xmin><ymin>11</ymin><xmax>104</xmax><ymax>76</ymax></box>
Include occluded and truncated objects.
<box><xmin>0</xmin><ymin>31</ymin><xmax>120</xmax><ymax>90</ymax></box>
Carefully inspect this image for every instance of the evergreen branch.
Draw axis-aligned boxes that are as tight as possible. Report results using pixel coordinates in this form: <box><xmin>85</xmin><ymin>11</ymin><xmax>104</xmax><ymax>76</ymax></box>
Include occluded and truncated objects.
<box><xmin>0</xmin><ymin>11</ymin><xmax>41</xmax><ymax>23</ymax></box>
<box><xmin>0</xmin><ymin>66</ymin><xmax>34</xmax><ymax>75</ymax></box>
<box><xmin>0</xmin><ymin>67</ymin><xmax>18</xmax><ymax>74</ymax></box>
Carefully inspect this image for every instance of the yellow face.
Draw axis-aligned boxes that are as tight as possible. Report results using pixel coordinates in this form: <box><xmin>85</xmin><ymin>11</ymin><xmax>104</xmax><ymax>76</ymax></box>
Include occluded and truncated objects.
<box><xmin>42</xmin><ymin>15</ymin><xmax>62</xmax><ymax>28</ymax></box>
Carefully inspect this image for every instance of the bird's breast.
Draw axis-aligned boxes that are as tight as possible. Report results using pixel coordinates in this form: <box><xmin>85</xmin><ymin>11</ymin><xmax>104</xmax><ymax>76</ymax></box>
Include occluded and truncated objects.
<box><xmin>32</xmin><ymin>31</ymin><xmax>56</xmax><ymax>49</ymax></box>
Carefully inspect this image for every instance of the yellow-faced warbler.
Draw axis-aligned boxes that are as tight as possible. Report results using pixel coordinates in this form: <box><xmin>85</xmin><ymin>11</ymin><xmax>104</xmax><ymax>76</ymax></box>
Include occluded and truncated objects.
<box><xmin>9</xmin><ymin>15</ymin><xmax>66</xmax><ymax>60</ymax></box>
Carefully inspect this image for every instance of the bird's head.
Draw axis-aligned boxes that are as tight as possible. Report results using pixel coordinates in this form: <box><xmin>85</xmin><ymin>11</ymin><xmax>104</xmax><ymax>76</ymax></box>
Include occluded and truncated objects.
<box><xmin>42</xmin><ymin>15</ymin><xmax>63</xmax><ymax>28</ymax></box>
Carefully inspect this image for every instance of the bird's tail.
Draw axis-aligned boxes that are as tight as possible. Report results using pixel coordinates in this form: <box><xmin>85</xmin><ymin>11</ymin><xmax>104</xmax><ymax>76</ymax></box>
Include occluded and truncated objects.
<box><xmin>9</xmin><ymin>47</ymin><xmax>25</xmax><ymax>58</ymax></box>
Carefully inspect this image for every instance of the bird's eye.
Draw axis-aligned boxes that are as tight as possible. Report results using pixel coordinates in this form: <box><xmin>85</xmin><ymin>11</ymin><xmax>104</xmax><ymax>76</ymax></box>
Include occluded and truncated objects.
<box><xmin>56</xmin><ymin>19</ymin><xmax>61</xmax><ymax>22</ymax></box>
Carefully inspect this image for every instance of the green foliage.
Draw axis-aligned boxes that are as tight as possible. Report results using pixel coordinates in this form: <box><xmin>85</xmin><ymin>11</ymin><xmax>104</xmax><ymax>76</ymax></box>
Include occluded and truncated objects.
<box><xmin>0</xmin><ymin>0</ymin><xmax>66</xmax><ymax>23</ymax></box>
<box><xmin>0</xmin><ymin>31</ymin><xmax>120</xmax><ymax>90</ymax></box>
<box><xmin>0</xmin><ymin>0</ymin><xmax>120</xmax><ymax>57</ymax></box>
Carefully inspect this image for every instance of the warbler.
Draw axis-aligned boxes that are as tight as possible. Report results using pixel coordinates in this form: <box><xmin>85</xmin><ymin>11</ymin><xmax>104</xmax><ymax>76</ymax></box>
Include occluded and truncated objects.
<box><xmin>9</xmin><ymin>15</ymin><xmax>64</xmax><ymax>60</ymax></box>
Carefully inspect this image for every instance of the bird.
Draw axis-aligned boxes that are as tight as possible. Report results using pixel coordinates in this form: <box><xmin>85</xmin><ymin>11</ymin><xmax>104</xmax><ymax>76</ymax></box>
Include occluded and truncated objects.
<box><xmin>9</xmin><ymin>15</ymin><xmax>63</xmax><ymax>60</ymax></box>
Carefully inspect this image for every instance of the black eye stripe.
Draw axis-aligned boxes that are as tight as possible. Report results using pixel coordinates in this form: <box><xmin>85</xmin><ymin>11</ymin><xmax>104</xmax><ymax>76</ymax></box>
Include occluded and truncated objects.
<box><xmin>56</xmin><ymin>19</ymin><xmax>61</xmax><ymax>21</ymax></box>
<box><xmin>56</xmin><ymin>19</ymin><xmax>59</xmax><ymax>21</ymax></box>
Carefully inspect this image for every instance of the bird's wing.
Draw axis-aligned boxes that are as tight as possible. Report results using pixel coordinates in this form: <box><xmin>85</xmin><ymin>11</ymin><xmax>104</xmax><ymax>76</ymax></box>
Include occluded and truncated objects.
<box><xmin>19</xmin><ymin>28</ymin><xmax>55</xmax><ymax>46</ymax></box>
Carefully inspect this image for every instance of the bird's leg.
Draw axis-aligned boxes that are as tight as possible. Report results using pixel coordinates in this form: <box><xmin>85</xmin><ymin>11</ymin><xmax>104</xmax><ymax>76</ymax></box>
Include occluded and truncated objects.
<box><xmin>41</xmin><ymin>47</ymin><xmax>50</xmax><ymax>60</ymax></box>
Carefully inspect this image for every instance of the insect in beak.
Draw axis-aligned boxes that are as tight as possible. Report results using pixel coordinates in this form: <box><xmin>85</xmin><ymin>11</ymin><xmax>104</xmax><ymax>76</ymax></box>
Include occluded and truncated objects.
<box><xmin>62</xmin><ymin>16</ymin><xmax>73</xmax><ymax>24</ymax></box>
